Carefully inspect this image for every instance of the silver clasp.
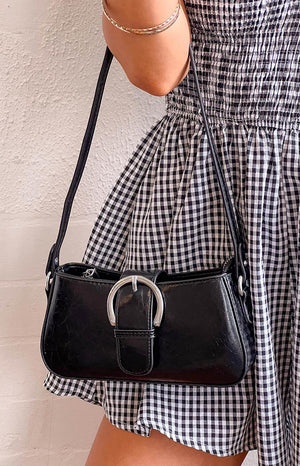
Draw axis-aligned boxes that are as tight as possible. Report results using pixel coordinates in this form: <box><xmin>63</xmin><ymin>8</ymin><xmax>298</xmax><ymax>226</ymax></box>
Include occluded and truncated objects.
<box><xmin>107</xmin><ymin>275</ymin><xmax>164</xmax><ymax>327</ymax></box>
<box><xmin>131</xmin><ymin>275</ymin><xmax>138</xmax><ymax>292</ymax></box>
<box><xmin>238</xmin><ymin>275</ymin><xmax>245</xmax><ymax>296</ymax></box>
<box><xmin>238</xmin><ymin>259</ymin><xmax>249</xmax><ymax>296</ymax></box>
<box><xmin>45</xmin><ymin>271</ymin><xmax>53</xmax><ymax>292</ymax></box>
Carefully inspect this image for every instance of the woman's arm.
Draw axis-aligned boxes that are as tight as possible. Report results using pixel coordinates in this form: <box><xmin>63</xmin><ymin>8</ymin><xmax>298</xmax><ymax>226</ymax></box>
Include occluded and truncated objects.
<box><xmin>102</xmin><ymin>0</ymin><xmax>191</xmax><ymax>96</ymax></box>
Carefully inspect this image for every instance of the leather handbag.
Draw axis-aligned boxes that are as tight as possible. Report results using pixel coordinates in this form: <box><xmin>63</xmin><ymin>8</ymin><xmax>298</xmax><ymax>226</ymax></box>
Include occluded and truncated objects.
<box><xmin>40</xmin><ymin>43</ymin><xmax>256</xmax><ymax>387</ymax></box>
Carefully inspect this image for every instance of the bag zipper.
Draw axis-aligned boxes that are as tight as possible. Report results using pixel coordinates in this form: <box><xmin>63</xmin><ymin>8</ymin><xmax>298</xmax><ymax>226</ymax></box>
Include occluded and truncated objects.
<box><xmin>82</xmin><ymin>268</ymin><xmax>97</xmax><ymax>278</ymax></box>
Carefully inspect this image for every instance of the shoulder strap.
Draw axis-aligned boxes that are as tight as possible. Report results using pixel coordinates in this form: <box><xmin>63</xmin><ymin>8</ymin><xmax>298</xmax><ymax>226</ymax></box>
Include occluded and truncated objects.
<box><xmin>45</xmin><ymin>44</ymin><xmax>248</xmax><ymax>289</ymax></box>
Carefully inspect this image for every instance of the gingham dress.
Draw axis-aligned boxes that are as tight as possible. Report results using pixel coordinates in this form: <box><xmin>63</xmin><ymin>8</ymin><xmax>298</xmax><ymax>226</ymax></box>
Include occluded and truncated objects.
<box><xmin>43</xmin><ymin>1</ymin><xmax>300</xmax><ymax>464</ymax></box>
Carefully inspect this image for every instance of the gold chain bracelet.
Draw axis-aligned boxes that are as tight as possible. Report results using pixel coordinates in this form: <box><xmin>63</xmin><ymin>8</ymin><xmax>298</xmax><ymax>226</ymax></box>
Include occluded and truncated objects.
<box><xmin>101</xmin><ymin>0</ymin><xmax>181</xmax><ymax>35</ymax></box>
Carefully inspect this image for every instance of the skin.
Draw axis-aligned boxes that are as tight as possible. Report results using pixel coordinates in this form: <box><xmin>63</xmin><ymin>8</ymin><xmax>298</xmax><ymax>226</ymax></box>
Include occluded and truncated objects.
<box><xmin>85</xmin><ymin>415</ymin><xmax>248</xmax><ymax>466</ymax></box>
<box><xmin>102</xmin><ymin>0</ymin><xmax>191</xmax><ymax>95</ymax></box>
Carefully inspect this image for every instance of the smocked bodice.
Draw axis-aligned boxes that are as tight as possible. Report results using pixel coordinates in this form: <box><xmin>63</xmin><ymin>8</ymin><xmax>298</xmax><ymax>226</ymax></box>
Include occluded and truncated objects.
<box><xmin>166</xmin><ymin>0</ymin><xmax>299</xmax><ymax>130</ymax></box>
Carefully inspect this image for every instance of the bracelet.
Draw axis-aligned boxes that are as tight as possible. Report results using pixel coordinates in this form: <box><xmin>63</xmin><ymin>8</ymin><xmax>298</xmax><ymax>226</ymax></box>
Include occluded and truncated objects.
<box><xmin>101</xmin><ymin>0</ymin><xmax>181</xmax><ymax>35</ymax></box>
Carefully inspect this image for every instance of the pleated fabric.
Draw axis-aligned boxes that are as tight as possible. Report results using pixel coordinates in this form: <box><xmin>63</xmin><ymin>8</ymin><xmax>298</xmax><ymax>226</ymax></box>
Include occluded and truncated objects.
<box><xmin>43</xmin><ymin>1</ymin><xmax>300</xmax><ymax>464</ymax></box>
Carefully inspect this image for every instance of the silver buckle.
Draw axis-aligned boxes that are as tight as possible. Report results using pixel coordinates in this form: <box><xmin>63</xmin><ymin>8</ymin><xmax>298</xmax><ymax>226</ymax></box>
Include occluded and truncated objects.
<box><xmin>107</xmin><ymin>275</ymin><xmax>164</xmax><ymax>327</ymax></box>
<box><xmin>45</xmin><ymin>271</ymin><xmax>53</xmax><ymax>292</ymax></box>
<box><xmin>238</xmin><ymin>275</ymin><xmax>245</xmax><ymax>296</ymax></box>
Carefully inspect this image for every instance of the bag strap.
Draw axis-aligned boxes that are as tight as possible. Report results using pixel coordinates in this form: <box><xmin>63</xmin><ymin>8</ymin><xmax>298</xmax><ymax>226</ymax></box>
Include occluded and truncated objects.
<box><xmin>45</xmin><ymin>43</ymin><xmax>248</xmax><ymax>291</ymax></box>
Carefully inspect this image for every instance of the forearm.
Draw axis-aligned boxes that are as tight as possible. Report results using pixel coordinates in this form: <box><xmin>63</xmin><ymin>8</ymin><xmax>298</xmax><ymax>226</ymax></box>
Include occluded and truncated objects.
<box><xmin>102</xmin><ymin>0</ymin><xmax>191</xmax><ymax>96</ymax></box>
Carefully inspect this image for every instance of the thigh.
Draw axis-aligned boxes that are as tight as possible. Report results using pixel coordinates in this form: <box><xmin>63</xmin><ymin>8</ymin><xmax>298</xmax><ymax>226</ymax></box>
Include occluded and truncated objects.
<box><xmin>85</xmin><ymin>415</ymin><xmax>248</xmax><ymax>466</ymax></box>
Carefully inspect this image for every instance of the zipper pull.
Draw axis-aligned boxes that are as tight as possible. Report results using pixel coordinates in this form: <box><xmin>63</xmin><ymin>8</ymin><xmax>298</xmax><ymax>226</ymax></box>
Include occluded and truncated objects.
<box><xmin>82</xmin><ymin>268</ymin><xmax>97</xmax><ymax>278</ymax></box>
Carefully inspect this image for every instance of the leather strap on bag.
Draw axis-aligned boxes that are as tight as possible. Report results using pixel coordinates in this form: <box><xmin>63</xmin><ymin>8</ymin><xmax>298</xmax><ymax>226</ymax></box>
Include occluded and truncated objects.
<box><xmin>113</xmin><ymin>269</ymin><xmax>163</xmax><ymax>375</ymax></box>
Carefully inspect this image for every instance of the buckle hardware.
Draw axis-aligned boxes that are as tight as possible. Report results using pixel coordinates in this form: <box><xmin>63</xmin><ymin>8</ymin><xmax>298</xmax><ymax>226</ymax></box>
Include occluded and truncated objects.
<box><xmin>238</xmin><ymin>275</ymin><xmax>245</xmax><ymax>296</ymax></box>
<box><xmin>132</xmin><ymin>275</ymin><xmax>138</xmax><ymax>292</ymax></box>
<box><xmin>107</xmin><ymin>275</ymin><xmax>164</xmax><ymax>327</ymax></box>
<box><xmin>45</xmin><ymin>271</ymin><xmax>53</xmax><ymax>292</ymax></box>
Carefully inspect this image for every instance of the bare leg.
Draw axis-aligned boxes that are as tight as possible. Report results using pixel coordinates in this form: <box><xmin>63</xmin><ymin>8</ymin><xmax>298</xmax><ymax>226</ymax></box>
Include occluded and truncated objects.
<box><xmin>85</xmin><ymin>415</ymin><xmax>248</xmax><ymax>466</ymax></box>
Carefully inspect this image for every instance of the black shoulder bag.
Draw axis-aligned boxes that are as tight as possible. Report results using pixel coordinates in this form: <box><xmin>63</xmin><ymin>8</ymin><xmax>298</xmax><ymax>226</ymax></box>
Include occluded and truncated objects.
<box><xmin>40</xmin><ymin>43</ymin><xmax>256</xmax><ymax>387</ymax></box>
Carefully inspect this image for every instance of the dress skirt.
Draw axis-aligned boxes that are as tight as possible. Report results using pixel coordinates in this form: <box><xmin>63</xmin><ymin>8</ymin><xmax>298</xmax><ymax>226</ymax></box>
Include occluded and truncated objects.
<box><xmin>43</xmin><ymin>1</ymin><xmax>300</xmax><ymax>465</ymax></box>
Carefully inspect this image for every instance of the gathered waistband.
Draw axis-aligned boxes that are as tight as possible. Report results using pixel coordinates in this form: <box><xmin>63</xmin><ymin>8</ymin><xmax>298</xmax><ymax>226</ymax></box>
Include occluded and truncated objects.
<box><xmin>165</xmin><ymin>102</ymin><xmax>300</xmax><ymax>132</ymax></box>
<box><xmin>165</xmin><ymin>25</ymin><xmax>299</xmax><ymax>132</ymax></box>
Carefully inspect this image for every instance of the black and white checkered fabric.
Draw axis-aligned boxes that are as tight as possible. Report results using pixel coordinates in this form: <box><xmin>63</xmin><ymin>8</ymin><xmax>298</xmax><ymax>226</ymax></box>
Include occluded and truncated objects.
<box><xmin>43</xmin><ymin>1</ymin><xmax>299</xmax><ymax>464</ymax></box>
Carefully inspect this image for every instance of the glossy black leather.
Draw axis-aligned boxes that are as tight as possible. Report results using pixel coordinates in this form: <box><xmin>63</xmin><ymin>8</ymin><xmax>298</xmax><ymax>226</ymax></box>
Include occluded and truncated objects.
<box><xmin>40</xmin><ymin>258</ymin><xmax>256</xmax><ymax>387</ymax></box>
<box><xmin>41</xmin><ymin>43</ymin><xmax>256</xmax><ymax>388</ymax></box>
